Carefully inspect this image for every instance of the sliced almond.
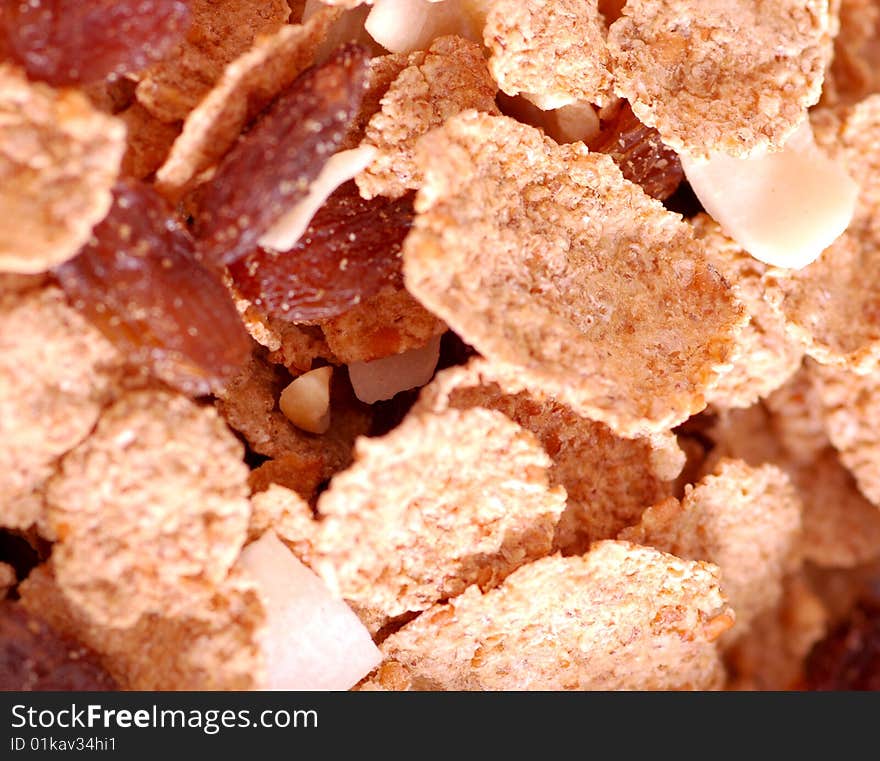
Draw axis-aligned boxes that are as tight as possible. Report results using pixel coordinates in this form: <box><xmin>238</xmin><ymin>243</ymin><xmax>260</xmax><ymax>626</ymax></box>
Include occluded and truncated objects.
<box><xmin>279</xmin><ymin>366</ymin><xmax>333</xmax><ymax>434</ymax></box>
<box><xmin>364</xmin><ymin>0</ymin><xmax>483</xmax><ymax>54</ymax></box>
<box><xmin>348</xmin><ymin>334</ymin><xmax>441</xmax><ymax>404</ymax></box>
<box><xmin>681</xmin><ymin>120</ymin><xmax>858</xmax><ymax>269</ymax></box>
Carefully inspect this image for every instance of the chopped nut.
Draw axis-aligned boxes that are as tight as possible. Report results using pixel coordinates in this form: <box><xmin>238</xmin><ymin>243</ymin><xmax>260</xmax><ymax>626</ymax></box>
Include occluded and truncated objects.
<box><xmin>279</xmin><ymin>366</ymin><xmax>333</xmax><ymax>434</ymax></box>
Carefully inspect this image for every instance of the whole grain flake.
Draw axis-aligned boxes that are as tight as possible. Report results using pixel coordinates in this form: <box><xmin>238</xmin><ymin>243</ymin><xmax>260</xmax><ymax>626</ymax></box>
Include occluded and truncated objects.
<box><xmin>404</xmin><ymin>111</ymin><xmax>745</xmax><ymax>438</ymax></box>
<box><xmin>608</xmin><ymin>0</ymin><xmax>829</xmax><ymax>158</ymax></box>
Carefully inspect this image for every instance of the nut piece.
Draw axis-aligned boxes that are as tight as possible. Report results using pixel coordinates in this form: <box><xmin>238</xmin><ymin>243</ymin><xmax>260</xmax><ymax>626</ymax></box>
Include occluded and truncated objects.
<box><xmin>348</xmin><ymin>335</ymin><xmax>441</xmax><ymax>404</ymax></box>
<box><xmin>382</xmin><ymin>542</ymin><xmax>733</xmax><ymax>690</ymax></box>
<box><xmin>239</xmin><ymin>531</ymin><xmax>381</xmax><ymax>690</ymax></box>
<box><xmin>280</xmin><ymin>366</ymin><xmax>333</xmax><ymax>434</ymax></box>
<box><xmin>364</xmin><ymin>0</ymin><xmax>484</xmax><ymax>54</ymax></box>
<box><xmin>681</xmin><ymin>120</ymin><xmax>858</xmax><ymax>269</ymax></box>
<box><xmin>0</xmin><ymin>64</ymin><xmax>125</xmax><ymax>273</ymax></box>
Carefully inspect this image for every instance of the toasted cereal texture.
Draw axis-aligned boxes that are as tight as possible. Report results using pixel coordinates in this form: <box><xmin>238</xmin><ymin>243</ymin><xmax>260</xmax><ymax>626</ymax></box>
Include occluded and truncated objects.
<box><xmin>278</xmin><ymin>407</ymin><xmax>567</xmax><ymax>632</ymax></box>
<box><xmin>357</xmin><ymin>35</ymin><xmax>499</xmax><ymax>199</ymax></box>
<box><xmin>0</xmin><ymin>563</ymin><xmax>15</xmax><ymax>599</ymax></box>
<box><xmin>691</xmin><ymin>215</ymin><xmax>804</xmax><ymax>410</ymax></box>
<box><xmin>382</xmin><ymin>542</ymin><xmax>732</xmax><ymax>690</ymax></box>
<box><xmin>215</xmin><ymin>351</ymin><xmax>370</xmax><ymax>478</ymax></box>
<box><xmin>339</xmin><ymin>51</ymin><xmax>411</xmax><ymax>150</ymax></box>
<box><xmin>0</xmin><ymin>65</ymin><xmax>125</xmax><ymax>273</ymax></box>
<box><xmin>608</xmin><ymin>0</ymin><xmax>829</xmax><ymax>158</ymax></box>
<box><xmin>484</xmin><ymin>0</ymin><xmax>614</xmax><ymax>109</ymax></box>
<box><xmin>765</xmin><ymin>97</ymin><xmax>880</xmax><ymax>371</ymax></box>
<box><xmin>248</xmin><ymin>453</ymin><xmax>326</xmax><ymax>502</ymax></box>
<box><xmin>319</xmin><ymin>285</ymin><xmax>446</xmax><ymax>363</ymax></box>
<box><xmin>416</xmin><ymin>360</ymin><xmax>683</xmax><ymax>554</ymax></box>
<box><xmin>763</xmin><ymin>363</ymin><xmax>830</xmax><ymax>465</ymax></box>
<box><xmin>248</xmin><ymin>484</ymin><xmax>315</xmax><ymax>544</ymax></box>
<box><xmin>0</xmin><ymin>288</ymin><xmax>123</xmax><ymax>531</ymax></box>
<box><xmin>45</xmin><ymin>390</ymin><xmax>251</xmax><ymax>628</ymax></box>
<box><xmin>404</xmin><ymin>112</ymin><xmax>745</xmax><ymax>437</ymax></box>
<box><xmin>725</xmin><ymin>573</ymin><xmax>828</xmax><ymax>690</ymax></box>
<box><xmin>821</xmin><ymin>0</ymin><xmax>880</xmax><ymax>107</ymax></box>
<box><xmin>706</xmin><ymin>404</ymin><xmax>880</xmax><ymax>569</ymax></box>
<box><xmin>155</xmin><ymin>6</ymin><xmax>342</xmax><ymax>198</ymax></box>
<box><xmin>19</xmin><ymin>565</ymin><xmax>266</xmax><ymax>691</ymax></box>
<box><xmin>117</xmin><ymin>102</ymin><xmax>181</xmax><ymax>180</ymax></box>
<box><xmin>356</xmin><ymin>660</ymin><xmax>413</xmax><ymax>691</ymax></box>
<box><xmin>136</xmin><ymin>0</ymin><xmax>291</xmax><ymax>124</ymax></box>
<box><xmin>812</xmin><ymin>362</ymin><xmax>880</xmax><ymax>506</ymax></box>
<box><xmin>620</xmin><ymin>459</ymin><xmax>802</xmax><ymax>635</ymax></box>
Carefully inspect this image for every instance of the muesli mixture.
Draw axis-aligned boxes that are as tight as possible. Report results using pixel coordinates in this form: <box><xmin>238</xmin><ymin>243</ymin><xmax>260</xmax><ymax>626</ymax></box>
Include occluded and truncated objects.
<box><xmin>2</xmin><ymin>0</ymin><xmax>880</xmax><ymax>691</ymax></box>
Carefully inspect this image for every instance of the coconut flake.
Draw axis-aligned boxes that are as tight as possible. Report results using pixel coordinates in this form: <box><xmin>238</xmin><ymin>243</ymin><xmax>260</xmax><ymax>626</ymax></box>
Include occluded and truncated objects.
<box><xmin>348</xmin><ymin>334</ymin><xmax>441</xmax><ymax>403</ymax></box>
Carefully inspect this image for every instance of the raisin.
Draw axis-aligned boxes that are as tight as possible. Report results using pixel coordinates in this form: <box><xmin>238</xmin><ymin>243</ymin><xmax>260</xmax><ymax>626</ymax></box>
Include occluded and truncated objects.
<box><xmin>0</xmin><ymin>601</ymin><xmax>118</xmax><ymax>690</ymax></box>
<box><xmin>195</xmin><ymin>44</ymin><xmax>369</xmax><ymax>267</ymax></box>
<box><xmin>805</xmin><ymin>601</ymin><xmax>880</xmax><ymax>690</ymax></box>
<box><xmin>227</xmin><ymin>181</ymin><xmax>414</xmax><ymax>321</ymax></box>
<box><xmin>55</xmin><ymin>179</ymin><xmax>250</xmax><ymax>397</ymax></box>
<box><xmin>0</xmin><ymin>0</ymin><xmax>190</xmax><ymax>87</ymax></box>
<box><xmin>588</xmin><ymin>101</ymin><xmax>684</xmax><ymax>201</ymax></box>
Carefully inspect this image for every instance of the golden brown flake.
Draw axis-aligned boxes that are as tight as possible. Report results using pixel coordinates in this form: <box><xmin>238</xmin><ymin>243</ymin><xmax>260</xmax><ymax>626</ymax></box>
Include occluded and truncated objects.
<box><xmin>620</xmin><ymin>459</ymin><xmax>803</xmax><ymax>635</ymax></box>
<box><xmin>608</xmin><ymin>0</ymin><xmax>829</xmax><ymax>158</ymax></box>
<box><xmin>484</xmin><ymin>0</ymin><xmax>614</xmax><ymax>109</ymax></box>
<box><xmin>404</xmin><ymin>111</ymin><xmax>745</xmax><ymax>437</ymax></box>
<box><xmin>765</xmin><ymin>97</ymin><xmax>880</xmax><ymax>371</ymax></box>
<box><xmin>357</xmin><ymin>35</ymin><xmax>498</xmax><ymax>199</ymax></box>
<box><xmin>382</xmin><ymin>542</ymin><xmax>732</xmax><ymax>690</ymax></box>
<box><xmin>248</xmin><ymin>484</ymin><xmax>314</xmax><ymax>545</ymax></box>
<box><xmin>19</xmin><ymin>565</ymin><xmax>266</xmax><ymax>691</ymax></box>
<box><xmin>416</xmin><ymin>359</ymin><xmax>683</xmax><ymax>554</ymax></box>
<box><xmin>0</xmin><ymin>288</ymin><xmax>122</xmax><ymax>531</ymax></box>
<box><xmin>319</xmin><ymin>285</ymin><xmax>446</xmax><ymax>363</ymax></box>
<box><xmin>692</xmin><ymin>215</ymin><xmax>804</xmax><ymax>409</ymax></box>
<box><xmin>811</xmin><ymin>362</ymin><xmax>880</xmax><ymax>506</ymax></box>
<box><xmin>117</xmin><ymin>102</ymin><xmax>182</xmax><ymax>180</ymax></box>
<box><xmin>0</xmin><ymin>64</ymin><xmax>125</xmax><ymax>273</ymax></box>
<box><xmin>46</xmin><ymin>390</ymin><xmax>251</xmax><ymax>628</ymax></box>
<box><xmin>136</xmin><ymin>0</ymin><xmax>291</xmax><ymax>123</ymax></box>
<box><xmin>155</xmin><ymin>6</ymin><xmax>342</xmax><ymax>199</ymax></box>
<box><xmin>725</xmin><ymin>573</ymin><xmax>828</xmax><ymax>690</ymax></box>
<box><xmin>272</xmin><ymin>407</ymin><xmax>566</xmax><ymax>632</ymax></box>
<box><xmin>248</xmin><ymin>453</ymin><xmax>326</xmax><ymax>502</ymax></box>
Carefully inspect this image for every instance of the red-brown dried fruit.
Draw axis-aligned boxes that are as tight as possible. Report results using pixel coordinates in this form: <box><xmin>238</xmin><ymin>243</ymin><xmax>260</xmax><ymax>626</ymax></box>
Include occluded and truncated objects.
<box><xmin>195</xmin><ymin>44</ymin><xmax>369</xmax><ymax>267</ymax></box>
<box><xmin>54</xmin><ymin>179</ymin><xmax>250</xmax><ymax>397</ymax></box>
<box><xmin>0</xmin><ymin>600</ymin><xmax>117</xmax><ymax>690</ymax></box>
<box><xmin>805</xmin><ymin>600</ymin><xmax>880</xmax><ymax>690</ymax></box>
<box><xmin>588</xmin><ymin>100</ymin><xmax>683</xmax><ymax>201</ymax></box>
<box><xmin>228</xmin><ymin>181</ymin><xmax>414</xmax><ymax>321</ymax></box>
<box><xmin>0</xmin><ymin>0</ymin><xmax>190</xmax><ymax>87</ymax></box>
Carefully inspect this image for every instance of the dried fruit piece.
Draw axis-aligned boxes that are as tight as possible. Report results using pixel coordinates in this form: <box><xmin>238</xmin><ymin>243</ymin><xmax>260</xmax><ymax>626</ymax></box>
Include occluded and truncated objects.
<box><xmin>620</xmin><ymin>459</ymin><xmax>802</xmax><ymax>637</ymax></box>
<box><xmin>46</xmin><ymin>390</ymin><xmax>251</xmax><ymax>628</ymax></box>
<box><xmin>806</xmin><ymin>601</ymin><xmax>880</xmax><ymax>689</ymax></box>
<box><xmin>155</xmin><ymin>7</ymin><xmax>343</xmax><ymax>198</ymax></box>
<box><xmin>416</xmin><ymin>359</ymin><xmax>683</xmax><ymax>554</ymax></box>
<box><xmin>588</xmin><ymin>100</ymin><xmax>683</xmax><ymax>201</ymax></box>
<box><xmin>0</xmin><ymin>64</ymin><xmax>126</xmax><ymax>274</ymax></box>
<box><xmin>19</xmin><ymin>564</ymin><xmax>266</xmax><ymax>691</ymax></box>
<box><xmin>136</xmin><ymin>0</ymin><xmax>291</xmax><ymax>123</ymax></box>
<box><xmin>0</xmin><ymin>0</ymin><xmax>190</xmax><ymax>86</ymax></box>
<box><xmin>227</xmin><ymin>182</ymin><xmax>414</xmax><ymax>321</ymax></box>
<box><xmin>195</xmin><ymin>45</ymin><xmax>369</xmax><ymax>265</ymax></box>
<box><xmin>0</xmin><ymin>601</ymin><xmax>117</xmax><ymax>690</ymax></box>
<box><xmin>381</xmin><ymin>542</ymin><xmax>733</xmax><ymax>690</ymax></box>
<box><xmin>356</xmin><ymin>35</ymin><xmax>500</xmax><ymax>200</ymax></box>
<box><xmin>404</xmin><ymin>112</ymin><xmax>745</xmax><ymax>437</ymax></box>
<box><xmin>484</xmin><ymin>0</ymin><xmax>614</xmax><ymax>109</ymax></box>
<box><xmin>273</xmin><ymin>407</ymin><xmax>567</xmax><ymax>632</ymax></box>
<box><xmin>55</xmin><ymin>180</ymin><xmax>250</xmax><ymax>397</ymax></box>
<box><xmin>0</xmin><ymin>287</ymin><xmax>122</xmax><ymax>531</ymax></box>
<box><xmin>608</xmin><ymin>0</ymin><xmax>829</xmax><ymax>158</ymax></box>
